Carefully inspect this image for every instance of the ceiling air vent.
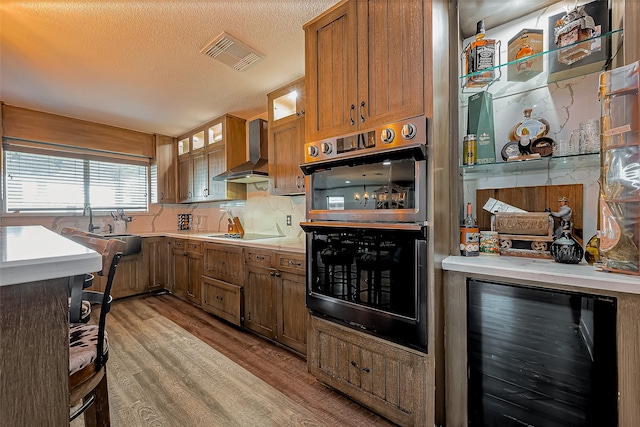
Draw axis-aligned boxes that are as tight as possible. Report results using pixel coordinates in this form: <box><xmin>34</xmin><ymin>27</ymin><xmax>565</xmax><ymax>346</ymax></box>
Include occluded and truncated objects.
<box><xmin>200</xmin><ymin>32</ymin><xmax>264</xmax><ymax>71</ymax></box>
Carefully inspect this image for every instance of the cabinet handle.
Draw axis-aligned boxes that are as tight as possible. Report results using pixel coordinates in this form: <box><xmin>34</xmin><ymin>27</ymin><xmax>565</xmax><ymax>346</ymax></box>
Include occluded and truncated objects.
<box><xmin>160</xmin><ymin>192</ymin><xmax>164</xmax><ymax>201</ymax></box>
<box><xmin>275</xmin><ymin>272</ymin><xmax>280</xmax><ymax>277</ymax></box>
<box><xmin>269</xmin><ymin>271</ymin><xmax>275</xmax><ymax>277</ymax></box>
<box><xmin>299</xmin><ymin>109</ymin><xmax>305</xmax><ymax>116</ymax></box>
<box><xmin>359</xmin><ymin>101</ymin><xmax>366</xmax><ymax>123</ymax></box>
<box><xmin>187</xmin><ymin>191</ymin><xmax>192</xmax><ymax>199</ymax></box>
<box><xmin>350</xmin><ymin>361</ymin><xmax>370</xmax><ymax>373</ymax></box>
<box><xmin>203</xmin><ymin>188</ymin><xmax>209</xmax><ymax>198</ymax></box>
<box><xmin>349</xmin><ymin>104</ymin><xmax>355</xmax><ymax>126</ymax></box>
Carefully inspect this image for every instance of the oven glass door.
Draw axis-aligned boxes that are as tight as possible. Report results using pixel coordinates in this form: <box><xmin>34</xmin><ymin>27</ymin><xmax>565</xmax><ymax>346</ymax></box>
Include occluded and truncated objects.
<box><xmin>305</xmin><ymin>149</ymin><xmax>427</xmax><ymax>222</ymax></box>
<box><xmin>304</xmin><ymin>223</ymin><xmax>426</xmax><ymax>321</ymax></box>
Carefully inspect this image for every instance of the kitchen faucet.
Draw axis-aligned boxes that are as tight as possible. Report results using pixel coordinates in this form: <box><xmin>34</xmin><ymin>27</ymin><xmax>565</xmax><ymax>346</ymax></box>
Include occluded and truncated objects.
<box><xmin>84</xmin><ymin>204</ymin><xmax>100</xmax><ymax>233</ymax></box>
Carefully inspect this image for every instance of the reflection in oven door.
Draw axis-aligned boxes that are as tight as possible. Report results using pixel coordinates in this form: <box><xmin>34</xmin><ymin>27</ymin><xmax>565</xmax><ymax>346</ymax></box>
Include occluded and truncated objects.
<box><xmin>302</xmin><ymin>223</ymin><xmax>428</xmax><ymax>352</ymax></box>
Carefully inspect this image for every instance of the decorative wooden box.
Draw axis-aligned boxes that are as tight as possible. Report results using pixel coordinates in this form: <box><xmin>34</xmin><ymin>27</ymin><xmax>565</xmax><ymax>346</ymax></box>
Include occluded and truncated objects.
<box><xmin>493</xmin><ymin>212</ymin><xmax>554</xmax><ymax>258</ymax></box>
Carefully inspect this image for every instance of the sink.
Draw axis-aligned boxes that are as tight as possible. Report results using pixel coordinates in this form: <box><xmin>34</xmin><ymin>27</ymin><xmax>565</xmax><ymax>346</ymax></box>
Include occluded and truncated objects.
<box><xmin>101</xmin><ymin>233</ymin><xmax>142</xmax><ymax>256</ymax></box>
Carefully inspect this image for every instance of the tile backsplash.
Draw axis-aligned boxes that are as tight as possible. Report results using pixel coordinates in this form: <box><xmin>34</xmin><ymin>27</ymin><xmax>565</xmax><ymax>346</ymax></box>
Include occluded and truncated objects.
<box><xmin>1</xmin><ymin>183</ymin><xmax>306</xmax><ymax>238</ymax></box>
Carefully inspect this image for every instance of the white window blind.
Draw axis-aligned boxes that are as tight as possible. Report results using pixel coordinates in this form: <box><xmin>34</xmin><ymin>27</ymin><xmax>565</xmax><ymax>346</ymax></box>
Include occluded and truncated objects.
<box><xmin>4</xmin><ymin>150</ymin><xmax>148</xmax><ymax>213</ymax></box>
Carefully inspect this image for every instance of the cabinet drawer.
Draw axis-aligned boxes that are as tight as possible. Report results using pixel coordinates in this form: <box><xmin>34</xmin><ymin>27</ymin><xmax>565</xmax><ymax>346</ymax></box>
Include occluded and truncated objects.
<box><xmin>308</xmin><ymin>316</ymin><xmax>431</xmax><ymax>427</ymax></box>
<box><xmin>277</xmin><ymin>252</ymin><xmax>305</xmax><ymax>273</ymax></box>
<box><xmin>185</xmin><ymin>240</ymin><xmax>203</xmax><ymax>254</ymax></box>
<box><xmin>244</xmin><ymin>248</ymin><xmax>275</xmax><ymax>268</ymax></box>
<box><xmin>172</xmin><ymin>239</ymin><xmax>186</xmax><ymax>250</ymax></box>
<box><xmin>204</xmin><ymin>243</ymin><xmax>243</xmax><ymax>285</ymax></box>
<box><xmin>202</xmin><ymin>276</ymin><xmax>242</xmax><ymax>326</ymax></box>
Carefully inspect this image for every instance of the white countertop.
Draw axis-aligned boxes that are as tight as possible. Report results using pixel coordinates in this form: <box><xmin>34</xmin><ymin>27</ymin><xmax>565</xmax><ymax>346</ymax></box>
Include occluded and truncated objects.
<box><xmin>442</xmin><ymin>255</ymin><xmax>640</xmax><ymax>295</ymax></box>
<box><xmin>139</xmin><ymin>230</ymin><xmax>306</xmax><ymax>253</ymax></box>
<box><xmin>0</xmin><ymin>226</ymin><xmax>102</xmax><ymax>286</ymax></box>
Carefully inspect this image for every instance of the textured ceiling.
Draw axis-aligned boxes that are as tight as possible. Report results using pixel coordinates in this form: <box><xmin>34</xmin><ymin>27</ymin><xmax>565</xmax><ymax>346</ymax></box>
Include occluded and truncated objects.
<box><xmin>0</xmin><ymin>0</ymin><xmax>337</xmax><ymax>137</ymax></box>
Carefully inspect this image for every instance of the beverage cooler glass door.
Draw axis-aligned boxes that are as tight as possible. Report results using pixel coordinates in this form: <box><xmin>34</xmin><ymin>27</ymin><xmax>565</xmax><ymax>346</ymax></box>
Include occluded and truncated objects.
<box><xmin>303</xmin><ymin>149</ymin><xmax>427</xmax><ymax>223</ymax></box>
<box><xmin>302</xmin><ymin>222</ymin><xmax>428</xmax><ymax>351</ymax></box>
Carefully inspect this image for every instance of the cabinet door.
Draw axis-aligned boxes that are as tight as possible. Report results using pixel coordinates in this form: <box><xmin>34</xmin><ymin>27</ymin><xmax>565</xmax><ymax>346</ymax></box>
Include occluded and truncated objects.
<box><xmin>276</xmin><ymin>271</ymin><xmax>308</xmax><ymax>355</ymax></box>
<box><xmin>244</xmin><ymin>266</ymin><xmax>277</xmax><ymax>339</ymax></box>
<box><xmin>269</xmin><ymin>118</ymin><xmax>305</xmax><ymax>196</ymax></box>
<box><xmin>109</xmin><ymin>254</ymin><xmax>144</xmax><ymax>299</ymax></box>
<box><xmin>191</xmin><ymin>151</ymin><xmax>208</xmax><ymax>201</ymax></box>
<box><xmin>143</xmin><ymin>237</ymin><xmax>167</xmax><ymax>291</ymax></box>
<box><xmin>206</xmin><ymin>145</ymin><xmax>226</xmax><ymax>200</ymax></box>
<box><xmin>309</xmin><ymin>316</ymin><xmax>429</xmax><ymax>426</ymax></box>
<box><xmin>268</xmin><ymin>78</ymin><xmax>305</xmax><ymax>128</ymax></box>
<box><xmin>202</xmin><ymin>276</ymin><xmax>243</xmax><ymax>326</ymax></box>
<box><xmin>357</xmin><ymin>0</ymin><xmax>424</xmax><ymax>128</ymax></box>
<box><xmin>171</xmin><ymin>249</ymin><xmax>188</xmax><ymax>298</ymax></box>
<box><xmin>154</xmin><ymin>134</ymin><xmax>177</xmax><ymax>203</ymax></box>
<box><xmin>204</xmin><ymin>243</ymin><xmax>243</xmax><ymax>286</ymax></box>
<box><xmin>186</xmin><ymin>253</ymin><xmax>203</xmax><ymax>306</ymax></box>
<box><xmin>178</xmin><ymin>155</ymin><xmax>192</xmax><ymax>202</ymax></box>
<box><xmin>305</xmin><ymin>0</ymin><xmax>358</xmax><ymax>141</ymax></box>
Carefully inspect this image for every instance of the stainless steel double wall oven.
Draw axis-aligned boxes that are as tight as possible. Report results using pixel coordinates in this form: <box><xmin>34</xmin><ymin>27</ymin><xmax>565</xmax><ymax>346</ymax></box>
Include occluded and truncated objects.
<box><xmin>301</xmin><ymin>116</ymin><xmax>429</xmax><ymax>351</ymax></box>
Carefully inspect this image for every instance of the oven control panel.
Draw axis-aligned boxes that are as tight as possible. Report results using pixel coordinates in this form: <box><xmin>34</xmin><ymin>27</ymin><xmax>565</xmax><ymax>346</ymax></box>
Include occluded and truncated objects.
<box><xmin>304</xmin><ymin>117</ymin><xmax>427</xmax><ymax>163</ymax></box>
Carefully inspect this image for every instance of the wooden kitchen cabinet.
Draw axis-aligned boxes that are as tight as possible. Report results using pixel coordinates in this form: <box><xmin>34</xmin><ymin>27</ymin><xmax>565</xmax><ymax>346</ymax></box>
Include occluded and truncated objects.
<box><xmin>176</xmin><ymin>114</ymin><xmax>247</xmax><ymax>203</ymax></box>
<box><xmin>169</xmin><ymin>239</ymin><xmax>202</xmax><ymax>306</ymax></box>
<box><xmin>308</xmin><ymin>315</ymin><xmax>431</xmax><ymax>426</ymax></box>
<box><xmin>185</xmin><ymin>241</ymin><xmax>203</xmax><ymax>305</ymax></box>
<box><xmin>142</xmin><ymin>236</ymin><xmax>168</xmax><ymax>291</ymax></box>
<box><xmin>202</xmin><ymin>242</ymin><xmax>244</xmax><ymax>326</ymax></box>
<box><xmin>304</xmin><ymin>0</ymin><xmax>424</xmax><ymax>142</ymax></box>
<box><xmin>170</xmin><ymin>239</ymin><xmax>188</xmax><ymax>298</ymax></box>
<box><xmin>244</xmin><ymin>248</ymin><xmax>308</xmax><ymax>355</ymax></box>
<box><xmin>268</xmin><ymin>77</ymin><xmax>306</xmax><ymax>195</ymax></box>
<box><xmin>95</xmin><ymin>253</ymin><xmax>144</xmax><ymax>299</ymax></box>
<box><xmin>153</xmin><ymin>134</ymin><xmax>177</xmax><ymax>203</ymax></box>
<box><xmin>177</xmin><ymin>155</ymin><xmax>193</xmax><ymax>202</ymax></box>
<box><xmin>275</xmin><ymin>252</ymin><xmax>307</xmax><ymax>354</ymax></box>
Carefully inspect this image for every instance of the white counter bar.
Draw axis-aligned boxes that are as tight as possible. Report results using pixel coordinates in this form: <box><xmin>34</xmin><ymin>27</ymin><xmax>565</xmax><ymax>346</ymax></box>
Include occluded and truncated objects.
<box><xmin>443</xmin><ymin>255</ymin><xmax>640</xmax><ymax>295</ymax></box>
<box><xmin>0</xmin><ymin>225</ymin><xmax>102</xmax><ymax>426</ymax></box>
<box><xmin>0</xmin><ymin>225</ymin><xmax>102</xmax><ymax>286</ymax></box>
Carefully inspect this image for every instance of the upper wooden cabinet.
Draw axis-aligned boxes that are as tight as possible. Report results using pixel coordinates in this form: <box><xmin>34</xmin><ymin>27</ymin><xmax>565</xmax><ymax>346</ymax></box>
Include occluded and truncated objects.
<box><xmin>267</xmin><ymin>78</ymin><xmax>306</xmax><ymax>196</ymax></box>
<box><xmin>304</xmin><ymin>0</ymin><xmax>425</xmax><ymax>142</ymax></box>
<box><xmin>153</xmin><ymin>134</ymin><xmax>177</xmax><ymax>204</ymax></box>
<box><xmin>176</xmin><ymin>114</ymin><xmax>247</xmax><ymax>203</ymax></box>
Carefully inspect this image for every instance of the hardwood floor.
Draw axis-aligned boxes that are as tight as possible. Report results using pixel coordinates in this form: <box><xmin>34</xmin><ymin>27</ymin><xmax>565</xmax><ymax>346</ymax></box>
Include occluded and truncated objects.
<box><xmin>72</xmin><ymin>293</ymin><xmax>394</xmax><ymax>427</ymax></box>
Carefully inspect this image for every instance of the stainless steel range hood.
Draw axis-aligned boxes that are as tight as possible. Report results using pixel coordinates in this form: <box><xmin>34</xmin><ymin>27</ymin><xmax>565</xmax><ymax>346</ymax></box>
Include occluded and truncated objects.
<box><xmin>213</xmin><ymin>118</ymin><xmax>269</xmax><ymax>183</ymax></box>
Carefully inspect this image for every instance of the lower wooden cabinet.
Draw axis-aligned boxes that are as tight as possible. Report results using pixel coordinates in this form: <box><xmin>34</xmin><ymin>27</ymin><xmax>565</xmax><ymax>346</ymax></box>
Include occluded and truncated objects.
<box><xmin>244</xmin><ymin>249</ymin><xmax>308</xmax><ymax>355</ymax></box>
<box><xmin>201</xmin><ymin>242</ymin><xmax>244</xmax><ymax>324</ymax></box>
<box><xmin>202</xmin><ymin>276</ymin><xmax>243</xmax><ymax>326</ymax></box>
<box><xmin>308</xmin><ymin>316</ymin><xmax>431</xmax><ymax>427</ymax></box>
<box><xmin>142</xmin><ymin>237</ymin><xmax>168</xmax><ymax>292</ymax></box>
<box><xmin>169</xmin><ymin>239</ymin><xmax>202</xmax><ymax>306</ymax></box>
<box><xmin>96</xmin><ymin>253</ymin><xmax>144</xmax><ymax>299</ymax></box>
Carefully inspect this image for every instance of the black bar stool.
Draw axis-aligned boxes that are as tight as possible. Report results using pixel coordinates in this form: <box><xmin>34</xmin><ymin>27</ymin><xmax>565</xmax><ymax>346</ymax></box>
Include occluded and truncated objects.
<box><xmin>355</xmin><ymin>251</ymin><xmax>394</xmax><ymax>306</ymax></box>
<box><xmin>320</xmin><ymin>247</ymin><xmax>354</xmax><ymax>300</ymax></box>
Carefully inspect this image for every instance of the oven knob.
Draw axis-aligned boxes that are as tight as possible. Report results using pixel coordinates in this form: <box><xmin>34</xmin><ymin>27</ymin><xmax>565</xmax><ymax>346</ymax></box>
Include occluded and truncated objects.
<box><xmin>401</xmin><ymin>123</ymin><xmax>417</xmax><ymax>140</ymax></box>
<box><xmin>380</xmin><ymin>128</ymin><xmax>395</xmax><ymax>144</ymax></box>
<box><xmin>307</xmin><ymin>145</ymin><xmax>319</xmax><ymax>158</ymax></box>
<box><xmin>321</xmin><ymin>142</ymin><xmax>333</xmax><ymax>154</ymax></box>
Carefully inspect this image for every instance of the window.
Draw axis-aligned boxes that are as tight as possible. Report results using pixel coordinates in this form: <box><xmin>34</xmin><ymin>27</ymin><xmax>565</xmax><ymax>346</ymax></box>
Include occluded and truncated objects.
<box><xmin>4</xmin><ymin>150</ymin><xmax>149</xmax><ymax>213</ymax></box>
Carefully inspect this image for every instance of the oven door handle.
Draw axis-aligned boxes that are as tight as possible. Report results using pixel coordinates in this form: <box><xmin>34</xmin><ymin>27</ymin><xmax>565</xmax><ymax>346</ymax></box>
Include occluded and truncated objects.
<box><xmin>300</xmin><ymin>221</ymin><xmax>426</xmax><ymax>232</ymax></box>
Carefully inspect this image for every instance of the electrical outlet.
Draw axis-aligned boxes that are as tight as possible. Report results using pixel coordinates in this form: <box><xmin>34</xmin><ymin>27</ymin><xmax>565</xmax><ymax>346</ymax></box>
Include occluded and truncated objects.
<box><xmin>286</xmin><ymin>215</ymin><xmax>292</xmax><ymax>226</ymax></box>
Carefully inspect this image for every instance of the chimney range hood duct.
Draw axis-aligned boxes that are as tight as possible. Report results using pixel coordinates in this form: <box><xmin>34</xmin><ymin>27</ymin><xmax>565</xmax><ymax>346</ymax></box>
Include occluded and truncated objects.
<box><xmin>213</xmin><ymin>118</ymin><xmax>269</xmax><ymax>184</ymax></box>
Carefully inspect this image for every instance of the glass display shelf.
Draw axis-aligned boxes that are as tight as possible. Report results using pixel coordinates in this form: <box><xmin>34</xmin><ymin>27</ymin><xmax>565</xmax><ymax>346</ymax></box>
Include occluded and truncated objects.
<box><xmin>460</xmin><ymin>152</ymin><xmax>600</xmax><ymax>177</ymax></box>
<box><xmin>459</xmin><ymin>29</ymin><xmax>623</xmax><ymax>103</ymax></box>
